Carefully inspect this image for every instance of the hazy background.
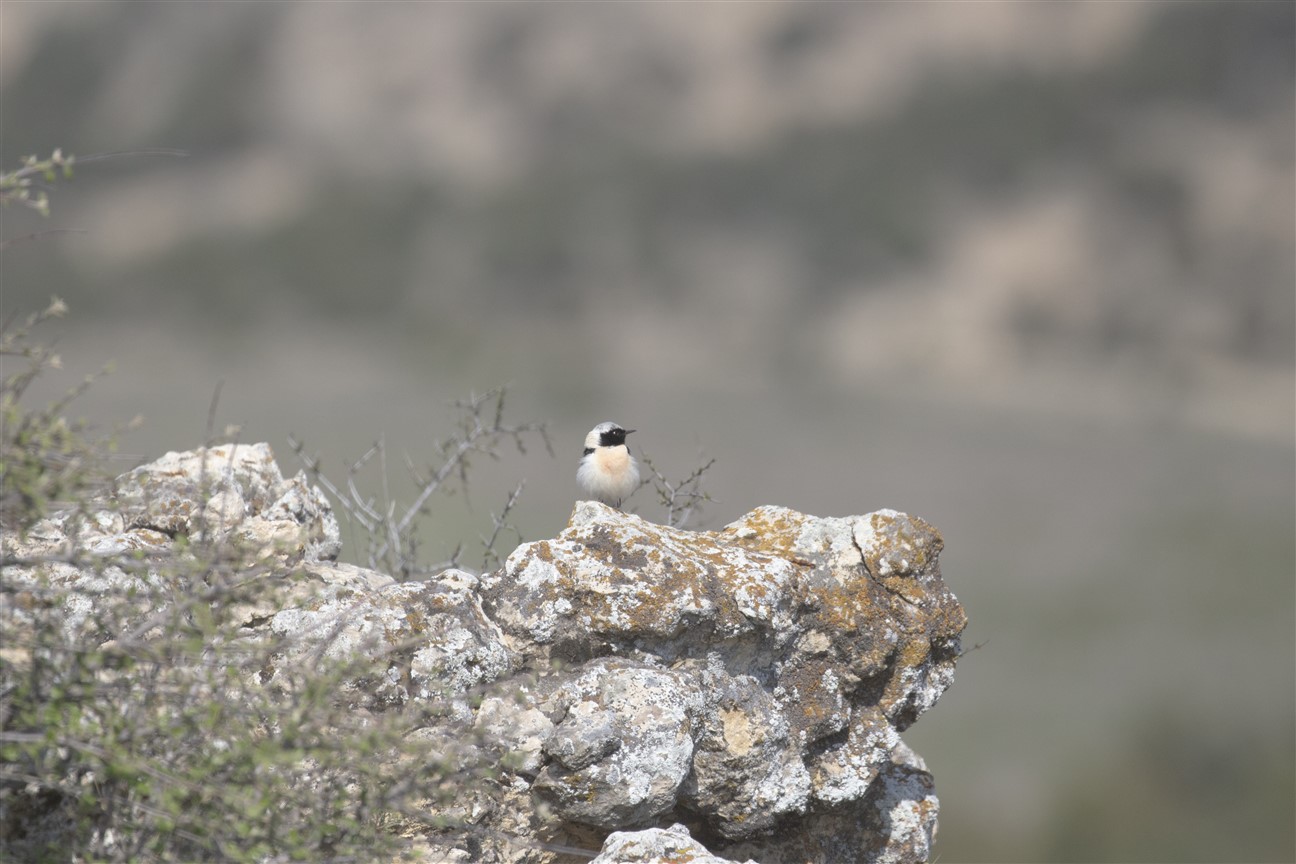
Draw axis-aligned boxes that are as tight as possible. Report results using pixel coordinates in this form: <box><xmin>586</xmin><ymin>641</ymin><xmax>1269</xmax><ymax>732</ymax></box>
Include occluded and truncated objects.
<box><xmin>3</xmin><ymin>2</ymin><xmax>1293</xmax><ymax>861</ymax></box>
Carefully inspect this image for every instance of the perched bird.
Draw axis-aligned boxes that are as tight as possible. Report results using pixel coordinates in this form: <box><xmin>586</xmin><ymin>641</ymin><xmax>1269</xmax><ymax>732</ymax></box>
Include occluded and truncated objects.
<box><xmin>577</xmin><ymin>421</ymin><xmax>639</xmax><ymax>509</ymax></box>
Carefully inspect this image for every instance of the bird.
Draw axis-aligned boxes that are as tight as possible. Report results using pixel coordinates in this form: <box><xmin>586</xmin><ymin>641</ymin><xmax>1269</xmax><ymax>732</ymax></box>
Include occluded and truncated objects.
<box><xmin>577</xmin><ymin>421</ymin><xmax>639</xmax><ymax>509</ymax></box>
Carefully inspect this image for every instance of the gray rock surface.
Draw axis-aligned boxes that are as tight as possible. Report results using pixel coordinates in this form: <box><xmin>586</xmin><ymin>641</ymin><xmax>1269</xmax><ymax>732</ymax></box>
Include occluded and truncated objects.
<box><xmin>10</xmin><ymin>443</ymin><xmax>342</xmax><ymax>566</ymax></box>
<box><xmin>264</xmin><ymin>570</ymin><xmax>516</xmax><ymax>709</ymax></box>
<box><xmin>1</xmin><ymin>444</ymin><xmax>967</xmax><ymax>863</ymax></box>
<box><xmin>591</xmin><ymin>823</ymin><xmax>757</xmax><ymax>864</ymax></box>
<box><xmin>534</xmin><ymin>658</ymin><xmax>701</xmax><ymax>829</ymax></box>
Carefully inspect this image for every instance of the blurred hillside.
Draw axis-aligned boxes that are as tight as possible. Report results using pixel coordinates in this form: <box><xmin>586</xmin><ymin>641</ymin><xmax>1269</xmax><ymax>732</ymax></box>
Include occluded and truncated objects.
<box><xmin>2</xmin><ymin>2</ymin><xmax>1293</xmax><ymax>862</ymax></box>
<box><xmin>4</xmin><ymin>2</ymin><xmax>1292</xmax><ymax>439</ymax></box>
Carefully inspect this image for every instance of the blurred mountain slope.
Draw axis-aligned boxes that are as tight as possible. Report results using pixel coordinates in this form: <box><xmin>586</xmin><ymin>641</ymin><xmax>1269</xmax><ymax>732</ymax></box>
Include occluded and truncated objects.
<box><xmin>3</xmin><ymin>1</ymin><xmax>1291</xmax><ymax>443</ymax></box>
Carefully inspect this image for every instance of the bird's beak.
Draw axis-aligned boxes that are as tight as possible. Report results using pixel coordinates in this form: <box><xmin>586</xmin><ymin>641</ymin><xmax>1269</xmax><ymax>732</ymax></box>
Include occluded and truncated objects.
<box><xmin>626</xmin><ymin>429</ymin><xmax>636</xmax><ymax>435</ymax></box>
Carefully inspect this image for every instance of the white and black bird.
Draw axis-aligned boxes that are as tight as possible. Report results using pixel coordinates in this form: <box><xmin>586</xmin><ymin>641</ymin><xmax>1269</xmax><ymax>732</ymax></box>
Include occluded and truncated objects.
<box><xmin>577</xmin><ymin>421</ymin><xmax>639</xmax><ymax>509</ymax></box>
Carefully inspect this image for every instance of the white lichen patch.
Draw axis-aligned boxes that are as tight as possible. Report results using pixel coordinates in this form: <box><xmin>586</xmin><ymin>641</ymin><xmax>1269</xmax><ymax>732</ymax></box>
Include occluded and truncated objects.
<box><xmin>810</xmin><ymin>707</ymin><xmax>902</xmax><ymax>806</ymax></box>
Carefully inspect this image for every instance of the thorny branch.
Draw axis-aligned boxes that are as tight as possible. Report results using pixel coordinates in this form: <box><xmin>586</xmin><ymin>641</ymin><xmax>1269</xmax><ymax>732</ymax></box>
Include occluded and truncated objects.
<box><xmin>1</xmin><ymin>148</ymin><xmax>186</xmax><ymax>246</ymax></box>
<box><xmin>288</xmin><ymin>386</ymin><xmax>551</xmax><ymax>579</ymax></box>
<box><xmin>637</xmin><ymin>452</ymin><xmax>716</xmax><ymax>530</ymax></box>
<box><xmin>479</xmin><ymin>480</ymin><xmax>525</xmax><ymax>572</ymax></box>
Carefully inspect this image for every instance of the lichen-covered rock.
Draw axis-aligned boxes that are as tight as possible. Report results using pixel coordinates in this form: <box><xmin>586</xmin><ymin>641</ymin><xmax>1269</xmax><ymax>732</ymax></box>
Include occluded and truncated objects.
<box><xmin>7</xmin><ymin>443</ymin><xmax>342</xmax><ymax>566</ymax></box>
<box><xmin>265</xmin><ymin>568</ymin><xmax>516</xmax><ymax>708</ymax></box>
<box><xmin>476</xmin><ymin>501</ymin><xmax>965</xmax><ymax>863</ymax></box>
<box><xmin>726</xmin><ymin>740</ymin><xmax>939</xmax><ymax>864</ymax></box>
<box><xmin>472</xmin><ymin>687</ymin><xmax>554</xmax><ymax>777</ymax></box>
<box><xmin>682</xmin><ymin>666</ymin><xmax>812</xmax><ymax>839</ymax></box>
<box><xmin>723</xmin><ymin>506</ymin><xmax>966</xmax><ymax>731</ymax></box>
<box><xmin>3</xmin><ymin>444</ymin><xmax>966</xmax><ymax>864</ymax></box>
<box><xmin>0</xmin><ymin>560</ymin><xmax>172</xmax><ymax>646</ymax></box>
<box><xmin>115</xmin><ymin>442</ymin><xmax>342</xmax><ymax>563</ymax></box>
<box><xmin>480</xmin><ymin>500</ymin><xmax>802</xmax><ymax>663</ymax></box>
<box><xmin>808</xmin><ymin>706</ymin><xmax>901</xmax><ymax>807</ymax></box>
<box><xmin>534</xmin><ymin>658</ymin><xmax>701</xmax><ymax>829</ymax></box>
<box><xmin>591</xmin><ymin>823</ymin><xmax>757</xmax><ymax>864</ymax></box>
<box><xmin>2</xmin><ymin>443</ymin><xmax>347</xmax><ymax>654</ymax></box>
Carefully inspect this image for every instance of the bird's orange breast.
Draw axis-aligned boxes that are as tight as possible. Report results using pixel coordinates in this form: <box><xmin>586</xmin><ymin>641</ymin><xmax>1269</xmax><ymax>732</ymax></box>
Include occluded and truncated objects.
<box><xmin>595</xmin><ymin>445</ymin><xmax>632</xmax><ymax>477</ymax></box>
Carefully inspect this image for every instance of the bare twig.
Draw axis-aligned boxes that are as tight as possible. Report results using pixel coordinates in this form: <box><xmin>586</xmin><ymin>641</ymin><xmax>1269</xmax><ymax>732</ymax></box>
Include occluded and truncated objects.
<box><xmin>0</xmin><ymin>227</ymin><xmax>88</xmax><ymax>249</ymax></box>
<box><xmin>289</xmin><ymin>386</ymin><xmax>550</xmax><ymax>579</ymax></box>
<box><xmin>74</xmin><ymin>148</ymin><xmax>189</xmax><ymax>165</ymax></box>
<box><xmin>479</xmin><ymin>481</ymin><xmax>525</xmax><ymax>572</ymax></box>
<box><xmin>1</xmin><ymin>148</ymin><xmax>187</xmax><ymax>249</ymax></box>
<box><xmin>637</xmin><ymin>451</ymin><xmax>716</xmax><ymax>529</ymax></box>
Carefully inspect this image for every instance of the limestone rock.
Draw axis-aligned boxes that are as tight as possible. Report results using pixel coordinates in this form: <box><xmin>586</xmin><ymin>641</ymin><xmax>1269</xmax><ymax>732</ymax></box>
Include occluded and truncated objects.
<box><xmin>0</xmin><ymin>560</ymin><xmax>170</xmax><ymax>645</ymax></box>
<box><xmin>533</xmin><ymin>658</ymin><xmax>701</xmax><ymax>829</ymax></box>
<box><xmin>726</xmin><ymin>740</ymin><xmax>939</xmax><ymax>864</ymax></box>
<box><xmin>265</xmin><ymin>568</ymin><xmax>516</xmax><ymax>709</ymax></box>
<box><xmin>473</xmin><ymin>500</ymin><xmax>965</xmax><ymax>862</ymax></box>
<box><xmin>7</xmin><ymin>443</ymin><xmax>342</xmax><ymax>566</ymax></box>
<box><xmin>115</xmin><ymin>442</ymin><xmax>342</xmax><ymax>563</ymax></box>
<box><xmin>723</xmin><ymin>506</ymin><xmax>966</xmax><ymax>731</ymax></box>
<box><xmin>3</xmin><ymin>444</ymin><xmax>966</xmax><ymax>864</ymax></box>
<box><xmin>591</xmin><ymin>823</ymin><xmax>756</xmax><ymax>864</ymax></box>
<box><xmin>472</xmin><ymin>689</ymin><xmax>554</xmax><ymax>777</ymax></box>
<box><xmin>480</xmin><ymin>501</ymin><xmax>802</xmax><ymax>664</ymax></box>
<box><xmin>681</xmin><ymin>666</ymin><xmax>812</xmax><ymax>839</ymax></box>
<box><xmin>2</xmin><ymin>443</ymin><xmax>347</xmax><ymax>654</ymax></box>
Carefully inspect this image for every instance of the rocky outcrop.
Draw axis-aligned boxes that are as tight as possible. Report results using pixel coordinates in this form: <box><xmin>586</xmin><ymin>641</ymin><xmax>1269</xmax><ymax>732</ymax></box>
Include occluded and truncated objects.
<box><xmin>1</xmin><ymin>444</ymin><xmax>966</xmax><ymax>863</ymax></box>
